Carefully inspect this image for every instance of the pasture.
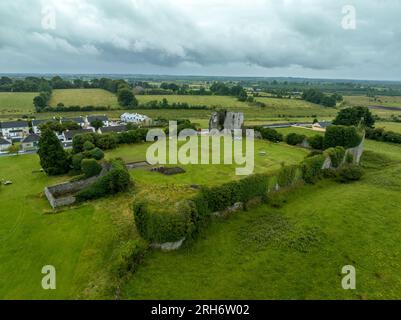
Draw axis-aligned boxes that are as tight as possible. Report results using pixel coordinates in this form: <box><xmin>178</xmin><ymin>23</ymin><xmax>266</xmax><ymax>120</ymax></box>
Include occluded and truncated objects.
<box><xmin>0</xmin><ymin>92</ymin><xmax>37</xmax><ymax>115</ymax></box>
<box><xmin>0</xmin><ymin>138</ymin><xmax>307</xmax><ymax>299</ymax></box>
<box><xmin>124</xmin><ymin>141</ymin><xmax>401</xmax><ymax>300</ymax></box>
<box><xmin>49</xmin><ymin>89</ymin><xmax>120</xmax><ymax>108</ymax></box>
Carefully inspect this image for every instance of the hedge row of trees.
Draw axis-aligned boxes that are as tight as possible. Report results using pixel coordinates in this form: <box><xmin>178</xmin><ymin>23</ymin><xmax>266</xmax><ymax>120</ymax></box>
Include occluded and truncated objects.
<box><xmin>134</xmin><ymin>174</ymin><xmax>270</xmax><ymax>244</ymax></box>
<box><xmin>301</xmin><ymin>89</ymin><xmax>342</xmax><ymax>107</ymax></box>
<box><xmin>366</xmin><ymin>127</ymin><xmax>401</xmax><ymax>144</ymax></box>
<box><xmin>252</xmin><ymin>124</ymin><xmax>362</xmax><ymax>151</ymax></box>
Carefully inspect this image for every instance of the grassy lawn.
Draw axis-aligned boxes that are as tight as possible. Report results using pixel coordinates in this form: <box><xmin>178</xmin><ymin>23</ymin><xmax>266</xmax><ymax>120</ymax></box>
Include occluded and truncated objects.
<box><xmin>375</xmin><ymin>121</ymin><xmax>401</xmax><ymax>134</ymax></box>
<box><xmin>50</xmin><ymin>89</ymin><xmax>119</xmax><ymax>108</ymax></box>
<box><xmin>344</xmin><ymin>95</ymin><xmax>401</xmax><ymax>118</ymax></box>
<box><xmin>0</xmin><ymin>92</ymin><xmax>37</xmax><ymax>115</ymax></box>
<box><xmin>108</xmin><ymin>139</ymin><xmax>308</xmax><ymax>212</ymax></box>
<box><xmin>0</xmin><ymin>154</ymin><xmax>138</xmax><ymax>299</ymax></box>
<box><xmin>123</xmin><ymin>141</ymin><xmax>401</xmax><ymax>300</ymax></box>
<box><xmin>0</xmin><ymin>137</ymin><xmax>307</xmax><ymax>299</ymax></box>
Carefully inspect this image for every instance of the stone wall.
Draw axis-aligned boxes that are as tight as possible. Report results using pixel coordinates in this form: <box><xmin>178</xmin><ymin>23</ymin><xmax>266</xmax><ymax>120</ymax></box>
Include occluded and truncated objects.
<box><xmin>45</xmin><ymin>167</ymin><xmax>109</xmax><ymax>209</ymax></box>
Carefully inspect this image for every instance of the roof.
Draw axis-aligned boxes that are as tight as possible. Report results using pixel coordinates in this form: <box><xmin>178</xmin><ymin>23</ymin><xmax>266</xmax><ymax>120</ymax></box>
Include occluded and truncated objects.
<box><xmin>64</xmin><ymin>129</ymin><xmax>94</xmax><ymax>140</ymax></box>
<box><xmin>0</xmin><ymin>121</ymin><xmax>29</xmax><ymax>129</ymax></box>
<box><xmin>22</xmin><ymin>134</ymin><xmax>41</xmax><ymax>143</ymax></box>
<box><xmin>87</xmin><ymin>115</ymin><xmax>109</xmax><ymax>123</ymax></box>
<box><xmin>61</xmin><ymin>117</ymin><xmax>85</xmax><ymax>124</ymax></box>
<box><xmin>99</xmin><ymin>125</ymin><xmax>127</xmax><ymax>133</ymax></box>
<box><xmin>32</xmin><ymin>119</ymin><xmax>58</xmax><ymax>126</ymax></box>
<box><xmin>0</xmin><ymin>137</ymin><xmax>11</xmax><ymax>145</ymax></box>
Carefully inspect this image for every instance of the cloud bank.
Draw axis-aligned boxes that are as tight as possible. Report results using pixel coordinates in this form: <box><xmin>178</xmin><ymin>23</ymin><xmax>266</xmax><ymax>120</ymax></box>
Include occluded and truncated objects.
<box><xmin>0</xmin><ymin>0</ymin><xmax>401</xmax><ymax>79</ymax></box>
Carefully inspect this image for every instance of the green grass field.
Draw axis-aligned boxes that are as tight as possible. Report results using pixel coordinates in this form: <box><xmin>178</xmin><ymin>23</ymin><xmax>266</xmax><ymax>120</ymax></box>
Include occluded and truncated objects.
<box><xmin>0</xmin><ymin>92</ymin><xmax>37</xmax><ymax>115</ymax></box>
<box><xmin>0</xmin><ymin>138</ymin><xmax>307</xmax><ymax>299</ymax></box>
<box><xmin>344</xmin><ymin>95</ymin><xmax>401</xmax><ymax>118</ymax></box>
<box><xmin>0</xmin><ymin>154</ymin><xmax>139</xmax><ymax>299</ymax></box>
<box><xmin>123</xmin><ymin>141</ymin><xmax>401</xmax><ymax>300</ymax></box>
<box><xmin>50</xmin><ymin>89</ymin><xmax>119</xmax><ymax>108</ymax></box>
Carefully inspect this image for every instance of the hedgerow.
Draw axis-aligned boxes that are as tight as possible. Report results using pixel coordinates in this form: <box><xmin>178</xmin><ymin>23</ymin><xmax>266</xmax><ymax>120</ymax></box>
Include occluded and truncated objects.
<box><xmin>277</xmin><ymin>164</ymin><xmax>299</xmax><ymax>188</ymax></box>
<box><xmin>324</xmin><ymin>125</ymin><xmax>362</xmax><ymax>149</ymax></box>
<box><xmin>286</xmin><ymin>133</ymin><xmax>306</xmax><ymax>146</ymax></box>
<box><xmin>324</xmin><ymin>146</ymin><xmax>346</xmax><ymax>168</ymax></box>
<box><xmin>301</xmin><ymin>154</ymin><xmax>325</xmax><ymax>184</ymax></box>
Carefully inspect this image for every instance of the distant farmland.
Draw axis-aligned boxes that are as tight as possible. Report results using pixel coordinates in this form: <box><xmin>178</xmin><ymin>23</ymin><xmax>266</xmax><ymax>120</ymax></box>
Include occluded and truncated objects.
<box><xmin>49</xmin><ymin>89</ymin><xmax>120</xmax><ymax>108</ymax></box>
<box><xmin>0</xmin><ymin>92</ymin><xmax>37</xmax><ymax>115</ymax></box>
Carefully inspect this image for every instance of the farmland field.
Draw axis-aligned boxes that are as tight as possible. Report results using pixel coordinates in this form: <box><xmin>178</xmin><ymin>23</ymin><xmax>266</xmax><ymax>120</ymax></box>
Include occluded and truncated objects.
<box><xmin>124</xmin><ymin>141</ymin><xmax>401</xmax><ymax>300</ymax></box>
<box><xmin>50</xmin><ymin>89</ymin><xmax>119</xmax><ymax>108</ymax></box>
<box><xmin>0</xmin><ymin>92</ymin><xmax>37</xmax><ymax>115</ymax></box>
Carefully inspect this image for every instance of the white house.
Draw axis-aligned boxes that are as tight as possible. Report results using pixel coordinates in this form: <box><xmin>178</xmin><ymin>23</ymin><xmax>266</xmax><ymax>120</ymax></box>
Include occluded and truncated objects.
<box><xmin>120</xmin><ymin>113</ymin><xmax>152</xmax><ymax>126</ymax></box>
<box><xmin>0</xmin><ymin>137</ymin><xmax>12</xmax><ymax>152</ymax></box>
<box><xmin>0</xmin><ymin>121</ymin><xmax>30</xmax><ymax>142</ymax></box>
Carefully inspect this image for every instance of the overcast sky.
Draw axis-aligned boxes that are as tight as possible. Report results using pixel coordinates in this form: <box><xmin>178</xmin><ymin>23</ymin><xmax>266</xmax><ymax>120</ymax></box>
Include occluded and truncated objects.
<box><xmin>0</xmin><ymin>0</ymin><xmax>400</xmax><ymax>80</ymax></box>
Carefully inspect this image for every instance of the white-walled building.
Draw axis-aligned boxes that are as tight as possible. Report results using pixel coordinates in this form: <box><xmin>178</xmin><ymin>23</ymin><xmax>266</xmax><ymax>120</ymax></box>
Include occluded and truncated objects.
<box><xmin>86</xmin><ymin>115</ymin><xmax>110</xmax><ymax>127</ymax></box>
<box><xmin>120</xmin><ymin>113</ymin><xmax>152</xmax><ymax>126</ymax></box>
<box><xmin>0</xmin><ymin>121</ymin><xmax>30</xmax><ymax>142</ymax></box>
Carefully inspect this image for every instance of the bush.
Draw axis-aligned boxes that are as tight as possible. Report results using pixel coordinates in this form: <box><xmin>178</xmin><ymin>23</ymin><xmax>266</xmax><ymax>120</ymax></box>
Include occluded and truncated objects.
<box><xmin>286</xmin><ymin>133</ymin><xmax>306</xmax><ymax>146</ymax></box>
<box><xmin>85</xmin><ymin>147</ymin><xmax>104</xmax><ymax>160</ymax></box>
<box><xmin>324</xmin><ymin>125</ymin><xmax>362</xmax><ymax>149</ymax></box>
<box><xmin>76</xmin><ymin>159</ymin><xmax>132</xmax><ymax>201</ymax></box>
<box><xmin>133</xmin><ymin>201</ymin><xmax>190</xmax><ymax>243</ymax></box>
<box><xmin>72</xmin><ymin>153</ymin><xmax>85</xmax><ymax>171</ymax></box>
<box><xmin>301</xmin><ymin>155</ymin><xmax>325</xmax><ymax>184</ymax></box>
<box><xmin>72</xmin><ymin>133</ymin><xmax>97</xmax><ymax>153</ymax></box>
<box><xmin>81</xmin><ymin>159</ymin><xmax>102</xmax><ymax>178</ymax></box>
<box><xmin>83</xmin><ymin>140</ymin><xmax>95</xmax><ymax>151</ymax></box>
<box><xmin>277</xmin><ymin>164</ymin><xmax>299</xmax><ymax>188</ymax></box>
<box><xmin>366</xmin><ymin>127</ymin><xmax>401</xmax><ymax>145</ymax></box>
<box><xmin>307</xmin><ymin>135</ymin><xmax>324</xmax><ymax>150</ymax></box>
<box><xmin>336</xmin><ymin>164</ymin><xmax>364</xmax><ymax>183</ymax></box>
<box><xmin>109</xmin><ymin>239</ymin><xmax>147</xmax><ymax>279</ymax></box>
<box><xmin>324</xmin><ymin>146</ymin><xmax>346</xmax><ymax>168</ymax></box>
<box><xmin>258</xmin><ymin>128</ymin><xmax>284</xmax><ymax>142</ymax></box>
<box><xmin>95</xmin><ymin>133</ymin><xmax>118</xmax><ymax>150</ymax></box>
<box><xmin>198</xmin><ymin>174</ymin><xmax>269</xmax><ymax>213</ymax></box>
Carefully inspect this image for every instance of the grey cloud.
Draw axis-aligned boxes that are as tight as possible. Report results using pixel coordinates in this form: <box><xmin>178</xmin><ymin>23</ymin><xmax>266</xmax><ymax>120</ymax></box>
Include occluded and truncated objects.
<box><xmin>0</xmin><ymin>0</ymin><xmax>401</xmax><ymax>79</ymax></box>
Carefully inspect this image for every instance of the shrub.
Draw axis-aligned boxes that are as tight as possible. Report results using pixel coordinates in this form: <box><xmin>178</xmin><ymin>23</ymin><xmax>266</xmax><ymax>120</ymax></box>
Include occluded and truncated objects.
<box><xmin>83</xmin><ymin>140</ymin><xmax>95</xmax><ymax>151</ymax></box>
<box><xmin>72</xmin><ymin>153</ymin><xmax>85</xmax><ymax>171</ymax></box>
<box><xmin>85</xmin><ymin>147</ymin><xmax>104</xmax><ymax>160</ymax></box>
<box><xmin>258</xmin><ymin>128</ymin><xmax>284</xmax><ymax>142</ymax></box>
<box><xmin>109</xmin><ymin>239</ymin><xmax>147</xmax><ymax>279</ymax></box>
<box><xmin>95</xmin><ymin>133</ymin><xmax>118</xmax><ymax>150</ymax></box>
<box><xmin>324</xmin><ymin>146</ymin><xmax>346</xmax><ymax>168</ymax></box>
<box><xmin>81</xmin><ymin>159</ymin><xmax>102</xmax><ymax>178</ymax></box>
<box><xmin>277</xmin><ymin>164</ymin><xmax>299</xmax><ymax>188</ymax></box>
<box><xmin>336</xmin><ymin>164</ymin><xmax>364</xmax><ymax>183</ymax></box>
<box><xmin>133</xmin><ymin>201</ymin><xmax>190</xmax><ymax>243</ymax></box>
<box><xmin>198</xmin><ymin>174</ymin><xmax>269</xmax><ymax>213</ymax></box>
<box><xmin>76</xmin><ymin>159</ymin><xmax>132</xmax><ymax>201</ymax></box>
<box><xmin>72</xmin><ymin>133</ymin><xmax>97</xmax><ymax>153</ymax></box>
<box><xmin>301</xmin><ymin>155</ymin><xmax>325</xmax><ymax>184</ymax></box>
<box><xmin>286</xmin><ymin>133</ymin><xmax>306</xmax><ymax>146</ymax></box>
<box><xmin>345</xmin><ymin>152</ymin><xmax>354</xmax><ymax>164</ymax></box>
<box><xmin>324</xmin><ymin>125</ymin><xmax>362</xmax><ymax>149</ymax></box>
<box><xmin>307</xmin><ymin>135</ymin><xmax>324</xmax><ymax>150</ymax></box>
